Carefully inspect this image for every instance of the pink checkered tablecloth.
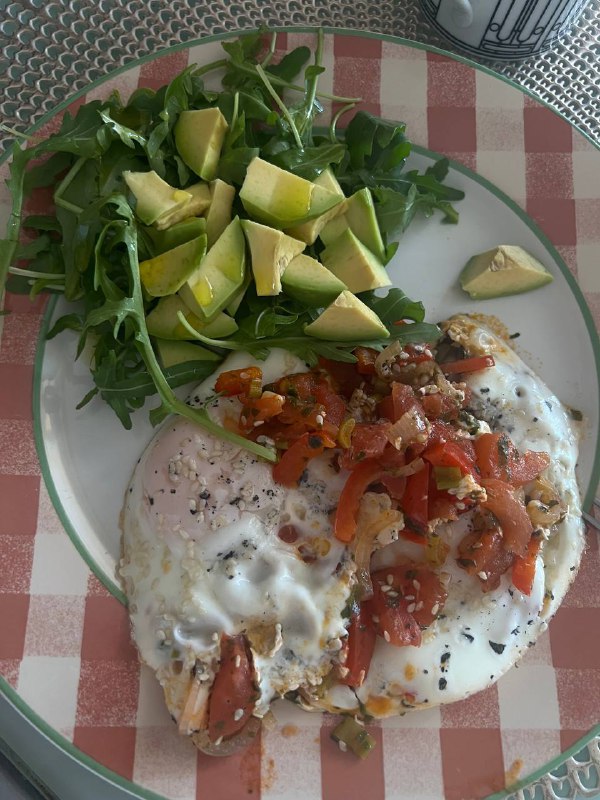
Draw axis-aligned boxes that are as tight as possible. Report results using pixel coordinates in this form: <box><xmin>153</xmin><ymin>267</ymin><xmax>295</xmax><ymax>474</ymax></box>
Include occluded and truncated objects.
<box><xmin>0</xmin><ymin>30</ymin><xmax>599</xmax><ymax>800</ymax></box>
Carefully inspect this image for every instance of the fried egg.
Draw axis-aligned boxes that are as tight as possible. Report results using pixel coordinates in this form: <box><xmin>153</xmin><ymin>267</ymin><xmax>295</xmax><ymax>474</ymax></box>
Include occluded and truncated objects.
<box><xmin>120</xmin><ymin>350</ymin><xmax>354</xmax><ymax>734</ymax></box>
<box><xmin>318</xmin><ymin>314</ymin><xmax>585</xmax><ymax>717</ymax></box>
<box><xmin>120</xmin><ymin>317</ymin><xmax>585</xmax><ymax>737</ymax></box>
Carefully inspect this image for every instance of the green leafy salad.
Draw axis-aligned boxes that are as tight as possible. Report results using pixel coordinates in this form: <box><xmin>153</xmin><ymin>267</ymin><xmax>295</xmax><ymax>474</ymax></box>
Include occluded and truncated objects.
<box><xmin>0</xmin><ymin>28</ymin><xmax>464</xmax><ymax>461</ymax></box>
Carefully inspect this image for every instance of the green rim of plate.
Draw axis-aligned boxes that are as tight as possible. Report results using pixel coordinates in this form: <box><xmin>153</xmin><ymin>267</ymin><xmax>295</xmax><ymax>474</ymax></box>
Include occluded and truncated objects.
<box><xmin>1</xmin><ymin>25</ymin><xmax>598</xmax><ymax>800</ymax></box>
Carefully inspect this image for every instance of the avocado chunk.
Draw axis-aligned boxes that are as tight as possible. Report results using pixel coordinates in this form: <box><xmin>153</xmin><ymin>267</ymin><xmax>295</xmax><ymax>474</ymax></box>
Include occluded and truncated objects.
<box><xmin>139</xmin><ymin>235</ymin><xmax>207</xmax><ymax>297</ymax></box>
<box><xmin>144</xmin><ymin>218</ymin><xmax>206</xmax><ymax>256</ymax></box>
<box><xmin>320</xmin><ymin>187</ymin><xmax>386</xmax><ymax>262</ymax></box>
<box><xmin>155</xmin><ymin>183</ymin><xmax>212</xmax><ymax>230</ymax></box>
<box><xmin>241</xmin><ymin>220</ymin><xmax>305</xmax><ymax>296</ymax></box>
<box><xmin>321</xmin><ymin>229</ymin><xmax>390</xmax><ymax>294</ymax></box>
<box><xmin>155</xmin><ymin>339</ymin><xmax>221</xmax><ymax>368</ymax></box>
<box><xmin>285</xmin><ymin>169</ymin><xmax>347</xmax><ymax>245</ymax></box>
<box><xmin>174</xmin><ymin>108</ymin><xmax>229</xmax><ymax>181</ymax></box>
<box><xmin>124</xmin><ymin>171</ymin><xmax>191</xmax><ymax>226</ymax></box>
<box><xmin>146</xmin><ymin>295</ymin><xmax>238</xmax><ymax>340</ymax></box>
<box><xmin>205</xmin><ymin>179</ymin><xmax>236</xmax><ymax>248</ymax></box>
<box><xmin>304</xmin><ymin>291</ymin><xmax>389</xmax><ymax>341</ymax></box>
<box><xmin>179</xmin><ymin>216</ymin><xmax>246</xmax><ymax>320</ymax></box>
<box><xmin>460</xmin><ymin>245</ymin><xmax>554</xmax><ymax>299</ymax></box>
<box><xmin>281</xmin><ymin>254</ymin><xmax>347</xmax><ymax>306</ymax></box>
<box><xmin>239</xmin><ymin>157</ymin><xmax>342</xmax><ymax>228</ymax></box>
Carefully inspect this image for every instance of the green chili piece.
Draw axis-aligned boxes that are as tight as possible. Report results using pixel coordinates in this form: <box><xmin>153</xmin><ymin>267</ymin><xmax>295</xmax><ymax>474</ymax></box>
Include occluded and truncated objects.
<box><xmin>433</xmin><ymin>465</ymin><xmax>462</xmax><ymax>490</ymax></box>
<box><xmin>331</xmin><ymin>717</ymin><xmax>376</xmax><ymax>759</ymax></box>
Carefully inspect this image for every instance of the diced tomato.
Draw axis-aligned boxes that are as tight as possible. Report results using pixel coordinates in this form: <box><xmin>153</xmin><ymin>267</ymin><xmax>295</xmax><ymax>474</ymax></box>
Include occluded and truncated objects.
<box><xmin>512</xmin><ymin>533</ymin><xmax>542</xmax><ymax>595</ymax></box>
<box><xmin>366</xmin><ymin>564</ymin><xmax>448</xmax><ymax>647</ymax></box>
<box><xmin>378</xmin><ymin>445</ymin><xmax>407</xmax><ymax>471</ymax></box>
<box><xmin>391</xmin><ymin>382</ymin><xmax>419</xmax><ymax>421</ymax></box>
<box><xmin>377</xmin><ymin>394</ymin><xmax>395</xmax><ymax>421</ymax></box>
<box><xmin>423</xmin><ymin>440</ymin><xmax>476</xmax><ymax>476</ymax></box>
<box><xmin>339</xmin><ymin>604</ymin><xmax>377</xmax><ymax>687</ymax></box>
<box><xmin>208</xmin><ymin>634</ymin><xmax>256</xmax><ymax>743</ymax></box>
<box><xmin>354</xmin><ymin>347</ymin><xmax>379</xmax><ymax>375</ymax></box>
<box><xmin>380</xmin><ymin>473</ymin><xmax>407</xmax><ymax>499</ymax></box>
<box><xmin>402</xmin><ymin>344</ymin><xmax>435</xmax><ymax>365</ymax></box>
<box><xmin>481</xmin><ymin>478</ymin><xmax>533</xmax><ymax>557</ymax></box>
<box><xmin>272</xmin><ymin>432</ymin><xmax>336</xmax><ymax>487</ymax></box>
<box><xmin>475</xmin><ymin>433</ymin><xmax>550</xmax><ymax>487</ymax></box>
<box><xmin>239</xmin><ymin>392</ymin><xmax>285</xmax><ymax>431</ymax></box>
<box><xmin>269</xmin><ymin>372</ymin><xmax>317</xmax><ymax>401</ymax></box>
<box><xmin>313</xmin><ymin>382</ymin><xmax>346</xmax><ymax>428</ymax></box>
<box><xmin>215</xmin><ymin>367</ymin><xmax>262</xmax><ymax>397</ymax></box>
<box><xmin>420</xmin><ymin>392</ymin><xmax>461</xmax><ymax>421</ymax></box>
<box><xmin>457</xmin><ymin>526</ymin><xmax>515</xmax><ymax>592</ymax></box>
<box><xmin>401</xmin><ymin>461</ymin><xmax>430</xmax><ymax>531</ymax></box>
<box><xmin>318</xmin><ymin>358</ymin><xmax>364</xmax><ymax>398</ymax></box>
<box><xmin>339</xmin><ymin>422</ymin><xmax>391</xmax><ymax>469</ymax></box>
<box><xmin>334</xmin><ymin>459</ymin><xmax>384</xmax><ymax>543</ymax></box>
<box><xmin>440</xmin><ymin>355</ymin><xmax>495</xmax><ymax>375</ymax></box>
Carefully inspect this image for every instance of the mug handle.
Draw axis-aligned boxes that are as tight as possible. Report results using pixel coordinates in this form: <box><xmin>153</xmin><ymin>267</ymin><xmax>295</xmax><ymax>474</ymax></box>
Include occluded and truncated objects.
<box><xmin>449</xmin><ymin>0</ymin><xmax>474</xmax><ymax>28</ymax></box>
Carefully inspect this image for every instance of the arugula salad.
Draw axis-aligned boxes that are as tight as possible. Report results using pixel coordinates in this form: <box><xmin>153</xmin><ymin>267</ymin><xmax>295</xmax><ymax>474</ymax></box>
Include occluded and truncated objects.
<box><xmin>0</xmin><ymin>28</ymin><xmax>464</xmax><ymax>460</ymax></box>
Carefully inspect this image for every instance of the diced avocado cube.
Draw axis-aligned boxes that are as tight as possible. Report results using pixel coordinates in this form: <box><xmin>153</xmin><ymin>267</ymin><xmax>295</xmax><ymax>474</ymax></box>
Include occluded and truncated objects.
<box><xmin>179</xmin><ymin>216</ymin><xmax>246</xmax><ymax>320</ymax></box>
<box><xmin>155</xmin><ymin>339</ymin><xmax>221</xmax><ymax>368</ymax></box>
<box><xmin>124</xmin><ymin>170</ymin><xmax>191</xmax><ymax>226</ymax></box>
<box><xmin>304</xmin><ymin>290</ymin><xmax>389</xmax><ymax>341</ymax></box>
<box><xmin>155</xmin><ymin>183</ymin><xmax>211</xmax><ymax>230</ymax></box>
<box><xmin>460</xmin><ymin>245</ymin><xmax>554</xmax><ymax>299</ymax></box>
<box><xmin>321</xmin><ymin>229</ymin><xmax>390</xmax><ymax>294</ymax></box>
<box><xmin>281</xmin><ymin>254</ymin><xmax>347</xmax><ymax>306</ymax></box>
<box><xmin>239</xmin><ymin>157</ymin><xmax>342</xmax><ymax>228</ymax></box>
<box><xmin>320</xmin><ymin>187</ymin><xmax>386</xmax><ymax>262</ymax></box>
<box><xmin>146</xmin><ymin>295</ymin><xmax>238</xmax><ymax>340</ymax></box>
<box><xmin>241</xmin><ymin>220</ymin><xmax>305</xmax><ymax>296</ymax></box>
<box><xmin>205</xmin><ymin>179</ymin><xmax>236</xmax><ymax>248</ymax></box>
<box><xmin>174</xmin><ymin>108</ymin><xmax>229</xmax><ymax>181</ymax></box>
<box><xmin>144</xmin><ymin>218</ymin><xmax>206</xmax><ymax>256</ymax></box>
<box><xmin>285</xmin><ymin>169</ymin><xmax>347</xmax><ymax>245</ymax></box>
<box><xmin>139</xmin><ymin>235</ymin><xmax>207</xmax><ymax>297</ymax></box>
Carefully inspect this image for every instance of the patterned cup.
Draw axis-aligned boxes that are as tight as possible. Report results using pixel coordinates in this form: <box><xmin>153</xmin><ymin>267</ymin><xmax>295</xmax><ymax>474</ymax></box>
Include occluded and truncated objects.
<box><xmin>419</xmin><ymin>0</ymin><xmax>590</xmax><ymax>59</ymax></box>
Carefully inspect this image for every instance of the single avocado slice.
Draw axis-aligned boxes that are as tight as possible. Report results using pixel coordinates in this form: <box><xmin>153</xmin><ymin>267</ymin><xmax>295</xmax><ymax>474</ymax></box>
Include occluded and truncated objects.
<box><xmin>281</xmin><ymin>254</ymin><xmax>347</xmax><ymax>306</ymax></box>
<box><xmin>124</xmin><ymin>171</ymin><xmax>191</xmax><ymax>226</ymax></box>
<box><xmin>155</xmin><ymin>338</ymin><xmax>221</xmax><ymax>368</ymax></box>
<box><xmin>174</xmin><ymin>108</ymin><xmax>229</xmax><ymax>181</ymax></box>
<box><xmin>205</xmin><ymin>179</ymin><xmax>236</xmax><ymax>248</ymax></box>
<box><xmin>146</xmin><ymin>295</ymin><xmax>238</xmax><ymax>340</ymax></box>
<box><xmin>460</xmin><ymin>245</ymin><xmax>554</xmax><ymax>299</ymax></box>
<box><xmin>145</xmin><ymin>218</ymin><xmax>206</xmax><ymax>256</ymax></box>
<box><xmin>241</xmin><ymin>220</ymin><xmax>305</xmax><ymax>296</ymax></box>
<box><xmin>239</xmin><ymin>157</ymin><xmax>342</xmax><ymax>228</ymax></box>
<box><xmin>304</xmin><ymin>290</ymin><xmax>389</xmax><ymax>341</ymax></box>
<box><xmin>139</xmin><ymin>235</ymin><xmax>207</xmax><ymax>297</ymax></box>
<box><xmin>179</xmin><ymin>216</ymin><xmax>246</xmax><ymax>320</ymax></box>
<box><xmin>320</xmin><ymin>187</ymin><xmax>385</xmax><ymax>262</ymax></box>
<box><xmin>321</xmin><ymin>229</ymin><xmax>391</xmax><ymax>294</ymax></box>
<box><xmin>155</xmin><ymin>183</ymin><xmax>211</xmax><ymax>230</ymax></box>
<box><xmin>285</xmin><ymin>169</ymin><xmax>347</xmax><ymax>245</ymax></box>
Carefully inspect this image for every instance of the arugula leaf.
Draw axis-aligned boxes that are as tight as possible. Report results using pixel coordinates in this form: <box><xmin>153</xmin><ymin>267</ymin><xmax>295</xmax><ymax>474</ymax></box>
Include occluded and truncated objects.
<box><xmin>267</xmin><ymin>46</ymin><xmax>311</xmax><ymax>82</ymax></box>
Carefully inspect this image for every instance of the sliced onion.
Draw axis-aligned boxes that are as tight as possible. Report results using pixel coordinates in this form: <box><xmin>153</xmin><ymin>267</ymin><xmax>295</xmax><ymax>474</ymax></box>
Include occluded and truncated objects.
<box><xmin>192</xmin><ymin>716</ymin><xmax>262</xmax><ymax>757</ymax></box>
<box><xmin>375</xmin><ymin>341</ymin><xmax>403</xmax><ymax>379</ymax></box>
<box><xmin>389</xmin><ymin>408</ymin><xmax>428</xmax><ymax>449</ymax></box>
<box><xmin>392</xmin><ymin>457</ymin><xmax>425</xmax><ymax>478</ymax></box>
<box><xmin>178</xmin><ymin>673</ymin><xmax>210</xmax><ymax>736</ymax></box>
<box><xmin>352</xmin><ymin>508</ymin><xmax>404</xmax><ymax>600</ymax></box>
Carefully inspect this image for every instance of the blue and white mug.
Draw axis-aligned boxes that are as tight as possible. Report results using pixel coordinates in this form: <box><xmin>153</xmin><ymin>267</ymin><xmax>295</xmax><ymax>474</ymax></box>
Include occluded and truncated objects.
<box><xmin>419</xmin><ymin>0</ymin><xmax>590</xmax><ymax>59</ymax></box>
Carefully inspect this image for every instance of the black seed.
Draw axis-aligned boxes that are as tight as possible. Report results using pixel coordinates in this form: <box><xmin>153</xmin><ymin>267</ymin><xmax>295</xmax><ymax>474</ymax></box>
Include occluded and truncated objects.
<box><xmin>489</xmin><ymin>641</ymin><xmax>506</xmax><ymax>655</ymax></box>
<box><xmin>462</xmin><ymin>633</ymin><xmax>474</xmax><ymax>643</ymax></box>
<box><xmin>438</xmin><ymin>678</ymin><xmax>447</xmax><ymax>690</ymax></box>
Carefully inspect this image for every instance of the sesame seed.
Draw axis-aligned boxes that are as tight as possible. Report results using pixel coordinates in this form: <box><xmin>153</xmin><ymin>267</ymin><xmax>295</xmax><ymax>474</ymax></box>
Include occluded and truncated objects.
<box><xmin>383</xmin><ymin>630</ymin><xmax>391</xmax><ymax>643</ymax></box>
<box><xmin>315</xmin><ymin>414</ymin><xmax>324</xmax><ymax>426</ymax></box>
<box><xmin>387</xmin><ymin>590</ymin><xmax>399</xmax><ymax>598</ymax></box>
<box><xmin>404</xmin><ymin>594</ymin><xmax>415</xmax><ymax>601</ymax></box>
<box><xmin>415</xmin><ymin>601</ymin><xmax>424</xmax><ymax>611</ymax></box>
<box><xmin>253</xmin><ymin>420</ymin><xmax>265</xmax><ymax>427</ymax></box>
<box><xmin>477</xmin><ymin>571</ymin><xmax>488</xmax><ymax>581</ymax></box>
<box><xmin>234</xmin><ymin>654</ymin><xmax>241</xmax><ymax>668</ymax></box>
<box><xmin>338</xmin><ymin>740</ymin><xmax>348</xmax><ymax>752</ymax></box>
<box><xmin>412</xmin><ymin>579</ymin><xmax>421</xmax><ymax>591</ymax></box>
<box><xmin>381</xmin><ymin>585</ymin><xmax>391</xmax><ymax>593</ymax></box>
<box><xmin>233</xmin><ymin>708</ymin><xmax>244</xmax><ymax>721</ymax></box>
<box><xmin>407</xmin><ymin>603</ymin><xmax>416</xmax><ymax>614</ymax></box>
<box><xmin>386</xmin><ymin>574</ymin><xmax>394</xmax><ymax>586</ymax></box>
<box><xmin>214</xmin><ymin>736</ymin><xmax>223</xmax><ymax>746</ymax></box>
<box><xmin>372</xmin><ymin>615</ymin><xmax>380</xmax><ymax>624</ymax></box>
<box><xmin>431</xmin><ymin>603</ymin><xmax>440</xmax><ymax>616</ymax></box>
